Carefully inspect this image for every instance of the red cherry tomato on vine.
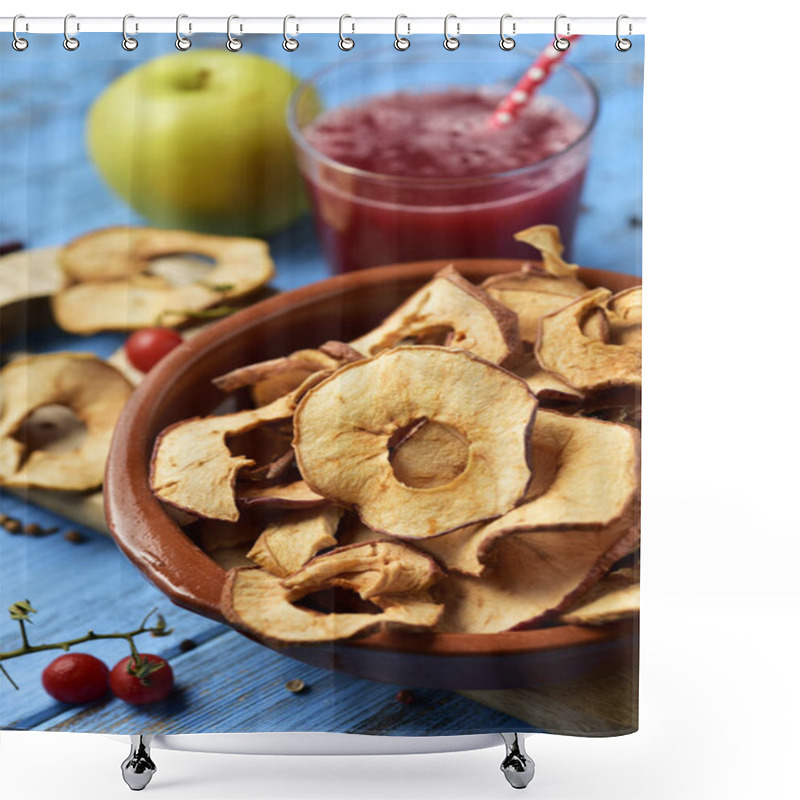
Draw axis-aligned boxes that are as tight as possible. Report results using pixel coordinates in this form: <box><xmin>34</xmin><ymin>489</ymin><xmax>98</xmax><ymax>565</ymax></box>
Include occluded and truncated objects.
<box><xmin>110</xmin><ymin>654</ymin><xmax>174</xmax><ymax>705</ymax></box>
<box><xmin>42</xmin><ymin>653</ymin><xmax>109</xmax><ymax>704</ymax></box>
<box><xmin>125</xmin><ymin>327</ymin><xmax>183</xmax><ymax>373</ymax></box>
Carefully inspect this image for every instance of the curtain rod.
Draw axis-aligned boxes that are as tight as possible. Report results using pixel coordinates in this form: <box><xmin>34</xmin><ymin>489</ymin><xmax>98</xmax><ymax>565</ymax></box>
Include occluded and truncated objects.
<box><xmin>0</xmin><ymin>16</ymin><xmax>646</xmax><ymax>36</ymax></box>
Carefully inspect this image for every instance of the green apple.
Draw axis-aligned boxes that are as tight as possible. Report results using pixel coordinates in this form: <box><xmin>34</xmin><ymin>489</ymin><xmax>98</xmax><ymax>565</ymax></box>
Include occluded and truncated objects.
<box><xmin>87</xmin><ymin>50</ymin><xmax>307</xmax><ymax>237</ymax></box>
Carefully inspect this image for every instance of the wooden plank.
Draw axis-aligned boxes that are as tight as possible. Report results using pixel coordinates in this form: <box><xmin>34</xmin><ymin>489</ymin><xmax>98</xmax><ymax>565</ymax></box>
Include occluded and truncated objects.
<box><xmin>4</xmin><ymin>487</ymin><xmax>107</xmax><ymax>532</ymax></box>
<box><xmin>38</xmin><ymin>628</ymin><xmax>531</xmax><ymax>735</ymax></box>
<box><xmin>459</xmin><ymin>665</ymin><xmax>638</xmax><ymax>736</ymax></box>
<box><xmin>0</xmin><ymin>501</ymin><xmax>228</xmax><ymax>729</ymax></box>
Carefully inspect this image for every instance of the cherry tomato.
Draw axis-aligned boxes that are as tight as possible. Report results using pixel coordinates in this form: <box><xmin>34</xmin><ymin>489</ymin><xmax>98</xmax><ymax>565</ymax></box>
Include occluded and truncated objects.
<box><xmin>42</xmin><ymin>653</ymin><xmax>109</xmax><ymax>704</ymax></box>
<box><xmin>125</xmin><ymin>327</ymin><xmax>183</xmax><ymax>373</ymax></box>
<box><xmin>110</xmin><ymin>654</ymin><xmax>174</xmax><ymax>705</ymax></box>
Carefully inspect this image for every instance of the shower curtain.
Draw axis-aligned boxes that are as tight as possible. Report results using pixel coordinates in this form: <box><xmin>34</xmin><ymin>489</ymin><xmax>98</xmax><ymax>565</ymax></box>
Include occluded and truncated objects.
<box><xmin>0</xmin><ymin>28</ymin><xmax>643</xmax><ymax>739</ymax></box>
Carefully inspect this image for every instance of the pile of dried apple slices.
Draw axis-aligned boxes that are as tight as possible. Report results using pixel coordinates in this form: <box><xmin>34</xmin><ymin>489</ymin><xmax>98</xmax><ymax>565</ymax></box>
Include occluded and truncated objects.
<box><xmin>1</xmin><ymin>226</ymin><xmax>276</xmax><ymax>494</ymax></box>
<box><xmin>149</xmin><ymin>226</ymin><xmax>642</xmax><ymax>644</ymax></box>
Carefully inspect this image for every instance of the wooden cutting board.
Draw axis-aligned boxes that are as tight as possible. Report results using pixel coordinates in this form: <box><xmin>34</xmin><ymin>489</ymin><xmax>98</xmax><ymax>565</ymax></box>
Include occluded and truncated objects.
<box><xmin>461</xmin><ymin>666</ymin><xmax>636</xmax><ymax>734</ymax></box>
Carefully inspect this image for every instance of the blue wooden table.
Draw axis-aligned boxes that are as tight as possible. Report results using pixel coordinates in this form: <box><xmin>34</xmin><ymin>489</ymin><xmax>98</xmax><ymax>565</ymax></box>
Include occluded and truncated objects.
<box><xmin>0</xmin><ymin>33</ymin><xmax>643</xmax><ymax>735</ymax></box>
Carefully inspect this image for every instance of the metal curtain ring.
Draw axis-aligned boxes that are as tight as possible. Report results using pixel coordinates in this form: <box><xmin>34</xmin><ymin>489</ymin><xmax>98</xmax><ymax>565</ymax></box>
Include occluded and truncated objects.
<box><xmin>176</xmin><ymin>14</ymin><xmax>192</xmax><ymax>50</ymax></box>
<box><xmin>616</xmin><ymin>15</ymin><xmax>632</xmax><ymax>51</ymax></box>
<box><xmin>283</xmin><ymin>16</ymin><xmax>299</xmax><ymax>51</ymax></box>
<box><xmin>12</xmin><ymin>14</ymin><xmax>29</xmax><ymax>51</ymax></box>
<box><xmin>394</xmin><ymin>15</ymin><xmax>410</xmax><ymax>51</ymax></box>
<box><xmin>122</xmin><ymin>14</ymin><xmax>138</xmax><ymax>51</ymax></box>
<box><xmin>553</xmin><ymin>14</ymin><xmax>570</xmax><ymax>51</ymax></box>
<box><xmin>339</xmin><ymin>15</ymin><xmax>354</xmax><ymax>50</ymax></box>
<box><xmin>443</xmin><ymin>14</ymin><xmax>460</xmax><ymax>51</ymax></box>
<box><xmin>63</xmin><ymin>13</ymin><xmax>79</xmax><ymax>51</ymax></box>
<box><xmin>227</xmin><ymin>15</ymin><xmax>242</xmax><ymax>51</ymax></box>
<box><xmin>499</xmin><ymin>14</ymin><xmax>516</xmax><ymax>50</ymax></box>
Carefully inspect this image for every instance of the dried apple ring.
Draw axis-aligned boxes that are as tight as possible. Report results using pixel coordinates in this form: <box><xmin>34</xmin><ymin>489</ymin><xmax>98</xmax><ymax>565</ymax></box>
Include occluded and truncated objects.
<box><xmin>418</xmin><ymin>411</ymin><xmax>641</xmax><ymax>576</ymax></box>
<box><xmin>349</xmin><ymin>266</ymin><xmax>521</xmax><ymax>366</ymax></box>
<box><xmin>239</xmin><ymin>480</ymin><xmax>327</xmax><ymax>509</ymax></box>
<box><xmin>293</xmin><ymin>346</ymin><xmax>537</xmax><ymax>539</ymax></box>
<box><xmin>223</xmin><ymin>541</ymin><xmax>443</xmax><ymax>643</ymax></box>
<box><xmin>247</xmin><ymin>506</ymin><xmax>344</xmax><ymax>578</ymax></box>
<box><xmin>150</xmin><ymin>393</ymin><xmax>295</xmax><ymax>522</ymax></box>
<box><xmin>53</xmin><ymin>226</ymin><xmax>274</xmax><ymax>333</ymax></box>
<box><xmin>560</xmin><ymin>567</ymin><xmax>640</xmax><ymax>626</ymax></box>
<box><xmin>536</xmin><ymin>288</ymin><xmax>642</xmax><ymax>393</ymax></box>
<box><xmin>432</xmin><ymin>523</ymin><xmax>639</xmax><ymax>633</ymax></box>
<box><xmin>0</xmin><ymin>353</ymin><xmax>133</xmax><ymax>490</ymax></box>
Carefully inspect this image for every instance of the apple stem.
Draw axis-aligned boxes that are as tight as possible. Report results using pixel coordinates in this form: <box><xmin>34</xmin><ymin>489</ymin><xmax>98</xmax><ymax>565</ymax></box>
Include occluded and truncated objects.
<box><xmin>178</xmin><ymin>69</ymin><xmax>212</xmax><ymax>91</ymax></box>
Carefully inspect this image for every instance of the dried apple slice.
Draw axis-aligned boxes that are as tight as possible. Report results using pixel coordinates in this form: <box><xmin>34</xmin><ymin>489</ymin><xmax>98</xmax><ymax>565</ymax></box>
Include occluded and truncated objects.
<box><xmin>214</xmin><ymin>343</ymin><xmax>362</xmax><ymax>408</ymax></box>
<box><xmin>53</xmin><ymin>227</ymin><xmax>274</xmax><ymax>333</ymax></box>
<box><xmin>214</xmin><ymin>350</ymin><xmax>335</xmax><ymax>396</ymax></box>
<box><xmin>239</xmin><ymin>480</ymin><xmax>327</xmax><ymax>509</ymax></box>
<box><xmin>536</xmin><ymin>289</ymin><xmax>642</xmax><ymax>393</ymax></box>
<box><xmin>214</xmin><ymin>344</ymin><xmax>359</xmax><ymax>394</ymax></box>
<box><xmin>481</xmin><ymin>265</ymin><xmax>588</xmax><ymax>298</ymax></box>
<box><xmin>293</xmin><ymin>346</ymin><xmax>537</xmax><ymax>539</ymax></box>
<box><xmin>418</xmin><ymin>411</ymin><xmax>640</xmax><ymax>576</ymax></box>
<box><xmin>150</xmin><ymin>394</ymin><xmax>295</xmax><ymax>522</ymax></box>
<box><xmin>0</xmin><ymin>353</ymin><xmax>133</xmax><ymax>490</ymax></box>
<box><xmin>513</xmin><ymin>224</ymin><xmax>581</xmax><ymax>278</ymax></box>
<box><xmin>606</xmin><ymin>287</ymin><xmax>642</xmax><ymax>347</ymax></box>
<box><xmin>238</xmin><ymin>447</ymin><xmax>297</xmax><ymax>483</ymax></box>
<box><xmin>560</xmin><ymin>567</ymin><xmax>640</xmax><ymax>625</ymax></box>
<box><xmin>433</xmin><ymin>524</ymin><xmax>639</xmax><ymax>633</ymax></box>
<box><xmin>581</xmin><ymin>307</ymin><xmax>611</xmax><ymax>342</ymax></box>
<box><xmin>318</xmin><ymin>341</ymin><xmax>364</xmax><ymax>362</ymax></box>
<box><xmin>283</xmin><ymin>540</ymin><xmax>443</xmax><ymax>600</ymax></box>
<box><xmin>485</xmin><ymin>287</ymin><xmax>582</xmax><ymax>345</ymax></box>
<box><xmin>336</xmin><ymin>514</ymin><xmax>392</xmax><ymax>547</ymax></box>
<box><xmin>247</xmin><ymin>506</ymin><xmax>343</xmax><ymax>577</ymax></box>
<box><xmin>350</xmin><ymin>267</ymin><xmax>520</xmax><ymax>366</ymax></box>
<box><xmin>608</xmin><ymin>287</ymin><xmax>642</xmax><ymax>324</ymax></box>
<box><xmin>223</xmin><ymin>541</ymin><xmax>443</xmax><ymax>643</ymax></box>
<box><xmin>482</xmin><ymin>267</ymin><xmax>588</xmax><ymax>296</ymax></box>
<box><xmin>481</xmin><ymin>226</ymin><xmax>591</xmax><ymax>344</ymax></box>
<box><xmin>513</xmin><ymin>355</ymin><xmax>584</xmax><ymax>404</ymax></box>
<box><xmin>224</xmin><ymin>569</ymin><xmax>442</xmax><ymax>644</ymax></box>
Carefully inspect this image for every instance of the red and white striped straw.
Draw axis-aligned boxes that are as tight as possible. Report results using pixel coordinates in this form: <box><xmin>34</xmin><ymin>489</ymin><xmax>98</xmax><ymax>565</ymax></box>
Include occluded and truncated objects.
<box><xmin>489</xmin><ymin>35</ymin><xmax>581</xmax><ymax>129</ymax></box>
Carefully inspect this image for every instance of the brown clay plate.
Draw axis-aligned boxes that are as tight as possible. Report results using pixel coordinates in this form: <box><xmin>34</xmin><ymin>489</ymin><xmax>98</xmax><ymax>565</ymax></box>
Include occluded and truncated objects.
<box><xmin>105</xmin><ymin>259</ymin><xmax>640</xmax><ymax>690</ymax></box>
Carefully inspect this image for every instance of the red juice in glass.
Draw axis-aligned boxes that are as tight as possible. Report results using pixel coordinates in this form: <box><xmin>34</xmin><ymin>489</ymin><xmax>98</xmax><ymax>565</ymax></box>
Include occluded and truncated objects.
<box><xmin>289</xmin><ymin>46</ymin><xmax>597</xmax><ymax>273</ymax></box>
